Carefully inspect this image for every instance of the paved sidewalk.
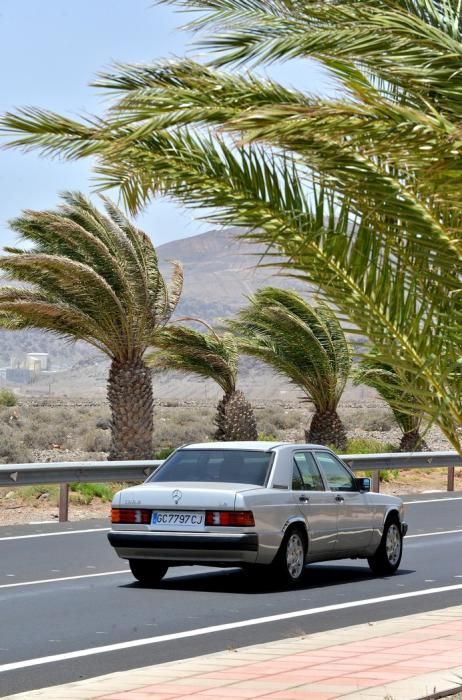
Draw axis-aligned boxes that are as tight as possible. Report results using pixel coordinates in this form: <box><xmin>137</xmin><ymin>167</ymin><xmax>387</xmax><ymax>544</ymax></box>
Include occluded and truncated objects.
<box><xmin>5</xmin><ymin>606</ymin><xmax>462</xmax><ymax>700</ymax></box>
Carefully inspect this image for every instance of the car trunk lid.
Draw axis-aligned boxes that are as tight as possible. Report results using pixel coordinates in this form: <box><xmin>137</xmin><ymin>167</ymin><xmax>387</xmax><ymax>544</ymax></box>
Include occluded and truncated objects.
<box><xmin>118</xmin><ymin>482</ymin><xmax>258</xmax><ymax>510</ymax></box>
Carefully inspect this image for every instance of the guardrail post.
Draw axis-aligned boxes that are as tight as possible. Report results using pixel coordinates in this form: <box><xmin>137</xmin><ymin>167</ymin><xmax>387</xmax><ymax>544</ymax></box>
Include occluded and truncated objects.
<box><xmin>372</xmin><ymin>471</ymin><xmax>380</xmax><ymax>493</ymax></box>
<box><xmin>447</xmin><ymin>467</ymin><xmax>455</xmax><ymax>492</ymax></box>
<box><xmin>59</xmin><ymin>483</ymin><xmax>69</xmax><ymax>522</ymax></box>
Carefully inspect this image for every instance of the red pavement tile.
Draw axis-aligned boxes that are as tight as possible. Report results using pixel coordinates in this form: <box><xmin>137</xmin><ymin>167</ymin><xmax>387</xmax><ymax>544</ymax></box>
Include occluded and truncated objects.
<box><xmin>321</xmin><ymin>676</ymin><xmax>377</xmax><ymax>687</ymax></box>
<box><xmin>137</xmin><ymin>684</ymin><xmax>218</xmax><ymax>693</ymax></box>
<box><xmin>268</xmin><ymin>669</ymin><xmax>343</xmax><ymax>682</ymax></box>
<box><xmin>346</xmin><ymin>669</ymin><xmax>413</xmax><ymax>681</ymax></box>
<box><xmin>333</xmin><ymin>675</ymin><xmax>385</xmax><ymax>688</ymax></box>
<box><xmin>237</xmin><ymin>661</ymin><xmax>307</xmax><ymax>674</ymax></box>
<box><xmin>296</xmin><ymin>648</ymin><xmax>357</xmax><ymax>657</ymax></box>
<box><xmin>310</xmin><ymin>657</ymin><xmax>368</xmax><ymax>671</ymax></box>
<box><xmin>393</xmin><ymin>659</ymin><xmax>458</xmax><ymax>671</ymax></box>
<box><xmin>148</xmin><ymin>684</ymin><xmax>214</xmax><ymax>694</ymax></box>
<box><xmin>432</xmin><ymin>622</ymin><xmax>462</xmax><ymax>630</ymax></box>
<box><xmin>200</xmin><ymin>670</ymin><xmax>265</xmax><ymax>680</ymax></box>
<box><xmin>96</xmin><ymin>693</ymin><xmax>178</xmax><ymax>700</ymax></box>
<box><xmin>191</xmin><ymin>688</ymin><xmax>269</xmax><ymax>698</ymax></box>
<box><xmin>341</xmin><ymin>676</ymin><xmax>394</xmax><ymax>688</ymax></box>
<box><xmin>262</xmin><ymin>691</ymin><xmax>338</xmax><ymax>699</ymax></box>
<box><xmin>408</xmin><ymin>640</ymin><xmax>462</xmax><ymax>652</ymax></box>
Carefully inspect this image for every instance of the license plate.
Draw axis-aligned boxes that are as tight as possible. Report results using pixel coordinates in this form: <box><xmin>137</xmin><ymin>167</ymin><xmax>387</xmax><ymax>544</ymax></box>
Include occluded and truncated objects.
<box><xmin>150</xmin><ymin>510</ymin><xmax>205</xmax><ymax>530</ymax></box>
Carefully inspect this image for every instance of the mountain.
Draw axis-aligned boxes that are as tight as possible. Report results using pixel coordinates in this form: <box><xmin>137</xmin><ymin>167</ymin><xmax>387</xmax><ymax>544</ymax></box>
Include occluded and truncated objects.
<box><xmin>0</xmin><ymin>228</ymin><xmax>336</xmax><ymax>400</ymax></box>
<box><xmin>158</xmin><ymin>227</ymin><xmax>298</xmax><ymax>323</ymax></box>
<box><xmin>0</xmin><ymin>228</ymin><xmax>305</xmax><ymax>367</ymax></box>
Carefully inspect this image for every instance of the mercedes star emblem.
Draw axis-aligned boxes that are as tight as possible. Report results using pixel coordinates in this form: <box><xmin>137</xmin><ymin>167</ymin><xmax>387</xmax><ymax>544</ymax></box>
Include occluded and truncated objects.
<box><xmin>172</xmin><ymin>489</ymin><xmax>182</xmax><ymax>504</ymax></box>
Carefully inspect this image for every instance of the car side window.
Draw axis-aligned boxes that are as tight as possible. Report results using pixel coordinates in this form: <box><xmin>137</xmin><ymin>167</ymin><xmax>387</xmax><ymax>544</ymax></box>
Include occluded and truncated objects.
<box><xmin>293</xmin><ymin>452</ymin><xmax>325</xmax><ymax>491</ymax></box>
<box><xmin>314</xmin><ymin>452</ymin><xmax>356</xmax><ymax>492</ymax></box>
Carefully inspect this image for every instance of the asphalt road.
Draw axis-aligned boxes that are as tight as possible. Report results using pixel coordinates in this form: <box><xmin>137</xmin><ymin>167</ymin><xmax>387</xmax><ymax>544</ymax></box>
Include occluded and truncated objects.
<box><xmin>1</xmin><ymin>492</ymin><xmax>462</xmax><ymax>697</ymax></box>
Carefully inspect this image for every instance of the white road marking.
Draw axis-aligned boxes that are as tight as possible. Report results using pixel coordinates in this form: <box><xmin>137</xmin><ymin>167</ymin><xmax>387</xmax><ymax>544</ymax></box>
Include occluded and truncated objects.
<box><xmin>407</xmin><ymin>529</ymin><xmax>462</xmax><ymax>539</ymax></box>
<box><xmin>0</xmin><ymin>570</ymin><xmax>128</xmax><ymax>590</ymax></box>
<box><xmin>0</xmin><ymin>528</ymin><xmax>110</xmax><ymax>542</ymax></box>
<box><xmin>404</xmin><ymin>496</ymin><xmax>462</xmax><ymax>504</ymax></box>
<box><xmin>2</xmin><ymin>582</ymin><xmax>462</xmax><ymax>673</ymax></box>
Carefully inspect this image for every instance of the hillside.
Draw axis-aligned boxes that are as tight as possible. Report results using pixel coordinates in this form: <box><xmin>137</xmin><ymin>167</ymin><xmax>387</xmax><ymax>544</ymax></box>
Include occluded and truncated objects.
<box><xmin>158</xmin><ymin>227</ymin><xmax>298</xmax><ymax>322</ymax></box>
<box><xmin>0</xmin><ymin>227</ymin><xmax>348</xmax><ymax>401</ymax></box>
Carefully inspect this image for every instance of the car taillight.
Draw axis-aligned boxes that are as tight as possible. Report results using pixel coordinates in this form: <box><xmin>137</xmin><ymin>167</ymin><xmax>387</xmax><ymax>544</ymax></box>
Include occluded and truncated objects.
<box><xmin>205</xmin><ymin>510</ymin><xmax>255</xmax><ymax>527</ymax></box>
<box><xmin>111</xmin><ymin>508</ymin><xmax>151</xmax><ymax>524</ymax></box>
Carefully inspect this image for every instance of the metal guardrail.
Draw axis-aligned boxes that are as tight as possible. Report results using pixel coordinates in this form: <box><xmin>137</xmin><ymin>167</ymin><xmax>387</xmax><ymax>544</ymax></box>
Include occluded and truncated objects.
<box><xmin>0</xmin><ymin>452</ymin><xmax>461</xmax><ymax>522</ymax></box>
<box><xmin>341</xmin><ymin>451</ymin><xmax>462</xmax><ymax>493</ymax></box>
<box><xmin>0</xmin><ymin>460</ymin><xmax>162</xmax><ymax>522</ymax></box>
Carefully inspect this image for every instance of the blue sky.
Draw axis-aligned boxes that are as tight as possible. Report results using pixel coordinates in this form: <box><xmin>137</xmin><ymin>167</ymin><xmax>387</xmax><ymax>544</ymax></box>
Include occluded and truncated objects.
<box><xmin>0</xmin><ymin>1</ymin><xmax>333</xmax><ymax>249</ymax></box>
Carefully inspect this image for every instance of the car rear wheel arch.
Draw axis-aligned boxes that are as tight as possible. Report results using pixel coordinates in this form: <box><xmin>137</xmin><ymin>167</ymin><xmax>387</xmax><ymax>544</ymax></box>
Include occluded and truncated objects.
<box><xmin>282</xmin><ymin>518</ymin><xmax>309</xmax><ymax>547</ymax></box>
<box><xmin>271</xmin><ymin>523</ymin><xmax>308</xmax><ymax>585</ymax></box>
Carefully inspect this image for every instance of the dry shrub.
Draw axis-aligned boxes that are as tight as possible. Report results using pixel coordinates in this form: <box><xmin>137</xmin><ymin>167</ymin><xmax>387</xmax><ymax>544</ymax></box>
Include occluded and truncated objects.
<box><xmin>341</xmin><ymin>408</ymin><xmax>395</xmax><ymax>432</ymax></box>
<box><xmin>255</xmin><ymin>406</ymin><xmax>304</xmax><ymax>437</ymax></box>
<box><xmin>153</xmin><ymin>405</ymin><xmax>215</xmax><ymax>449</ymax></box>
<box><xmin>81</xmin><ymin>429</ymin><xmax>111</xmax><ymax>453</ymax></box>
<box><xmin>0</xmin><ymin>424</ymin><xmax>32</xmax><ymax>463</ymax></box>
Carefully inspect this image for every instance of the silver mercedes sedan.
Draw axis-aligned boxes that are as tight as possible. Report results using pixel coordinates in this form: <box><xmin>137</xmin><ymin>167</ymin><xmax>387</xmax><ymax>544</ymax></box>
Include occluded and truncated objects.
<box><xmin>108</xmin><ymin>442</ymin><xmax>407</xmax><ymax>587</ymax></box>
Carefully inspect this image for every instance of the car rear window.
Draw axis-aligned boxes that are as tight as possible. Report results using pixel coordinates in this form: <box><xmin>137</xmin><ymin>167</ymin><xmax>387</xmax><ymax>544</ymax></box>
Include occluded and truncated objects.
<box><xmin>149</xmin><ymin>449</ymin><xmax>273</xmax><ymax>486</ymax></box>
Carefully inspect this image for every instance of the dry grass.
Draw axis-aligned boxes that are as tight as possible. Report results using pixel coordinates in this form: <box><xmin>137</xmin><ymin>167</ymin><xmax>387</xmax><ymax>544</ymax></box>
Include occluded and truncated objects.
<box><xmin>0</xmin><ymin>400</ymin><xmax>459</xmax><ymax>520</ymax></box>
<box><xmin>0</xmin><ymin>400</ymin><xmax>450</xmax><ymax>464</ymax></box>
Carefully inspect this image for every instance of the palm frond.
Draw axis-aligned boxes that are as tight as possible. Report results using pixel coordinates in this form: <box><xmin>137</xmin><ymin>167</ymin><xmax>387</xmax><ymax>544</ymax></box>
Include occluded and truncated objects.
<box><xmin>148</xmin><ymin>324</ymin><xmax>238</xmax><ymax>395</ymax></box>
<box><xmin>0</xmin><ymin>194</ymin><xmax>184</xmax><ymax>361</ymax></box>
<box><xmin>231</xmin><ymin>288</ymin><xmax>352</xmax><ymax>411</ymax></box>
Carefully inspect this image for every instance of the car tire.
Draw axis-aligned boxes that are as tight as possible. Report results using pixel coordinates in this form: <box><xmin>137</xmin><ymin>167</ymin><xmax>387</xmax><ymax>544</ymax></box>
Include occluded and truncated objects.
<box><xmin>129</xmin><ymin>559</ymin><xmax>168</xmax><ymax>585</ymax></box>
<box><xmin>368</xmin><ymin>516</ymin><xmax>403</xmax><ymax>576</ymax></box>
<box><xmin>272</xmin><ymin>526</ymin><xmax>307</xmax><ymax>586</ymax></box>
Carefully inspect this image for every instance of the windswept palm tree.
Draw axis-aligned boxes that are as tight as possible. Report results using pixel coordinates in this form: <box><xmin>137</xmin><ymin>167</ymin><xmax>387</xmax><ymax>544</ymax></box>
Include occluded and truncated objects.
<box><xmin>0</xmin><ymin>192</ymin><xmax>183</xmax><ymax>460</ymax></box>
<box><xmin>3</xmin><ymin>1</ymin><xmax>462</xmax><ymax>449</ymax></box>
<box><xmin>354</xmin><ymin>357</ymin><xmax>429</xmax><ymax>453</ymax></box>
<box><xmin>231</xmin><ymin>288</ymin><xmax>351</xmax><ymax>449</ymax></box>
<box><xmin>148</xmin><ymin>322</ymin><xmax>257</xmax><ymax>441</ymax></box>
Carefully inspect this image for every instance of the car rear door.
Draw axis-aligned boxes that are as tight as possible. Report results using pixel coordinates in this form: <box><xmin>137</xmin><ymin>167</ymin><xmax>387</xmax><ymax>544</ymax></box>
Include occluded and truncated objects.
<box><xmin>313</xmin><ymin>450</ymin><xmax>373</xmax><ymax>554</ymax></box>
<box><xmin>292</xmin><ymin>451</ymin><xmax>337</xmax><ymax>557</ymax></box>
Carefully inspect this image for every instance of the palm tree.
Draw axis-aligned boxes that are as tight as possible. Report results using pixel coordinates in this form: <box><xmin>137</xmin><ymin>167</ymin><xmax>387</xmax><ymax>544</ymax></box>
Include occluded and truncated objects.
<box><xmin>354</xmin><ymin>357</ymin><xmax>429</xmax><ymax>453</ymax></box>
<box><xmin>0</xmin><ymin>192</ymin><xmax>183</xmax><ymax>460</ymax></box>
<box><xmin>148</xmin><ymin>322</ymin><xmax>258</xmax><ymax>441</ymax></box>
<box><xmin>231</xmin><ymin>288</ymin><xmax>351</xmax><ymax>449</ymax></box>
<box><xmin>2</xmin><ymin>1</ymin><xmax>462</xmax><ymax>450</ymax></box>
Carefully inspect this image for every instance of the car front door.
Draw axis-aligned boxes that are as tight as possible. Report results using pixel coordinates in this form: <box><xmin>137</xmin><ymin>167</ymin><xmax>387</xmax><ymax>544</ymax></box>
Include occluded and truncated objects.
<box><xmin>313</xmin><ymin>450</ymin><xmax>373</xmax><ymax>554</ymax></box>
<box><xmin>292</xmin><ymin>451</ymin><xmax>337</xmax><ymax>557</ymax></box>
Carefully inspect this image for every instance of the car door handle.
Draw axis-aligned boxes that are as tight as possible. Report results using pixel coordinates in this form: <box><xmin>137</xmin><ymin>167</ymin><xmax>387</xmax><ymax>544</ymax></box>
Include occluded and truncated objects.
<box><xmin>335</xmin><ymin>495</ymin><xmax>345</xmax><ymax>503</ymax></box>
<box><xmin>299</xmin><ymin>495</ymin><xmax>310</xmax><ymax>503</ymax></box>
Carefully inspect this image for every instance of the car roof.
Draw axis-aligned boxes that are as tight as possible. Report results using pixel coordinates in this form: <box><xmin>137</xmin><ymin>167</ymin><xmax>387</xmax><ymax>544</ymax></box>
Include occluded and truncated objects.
<box><xmin>180</xmin><ymin>441</ymin><xmax>331</xmax><ymax>451</ymax></box>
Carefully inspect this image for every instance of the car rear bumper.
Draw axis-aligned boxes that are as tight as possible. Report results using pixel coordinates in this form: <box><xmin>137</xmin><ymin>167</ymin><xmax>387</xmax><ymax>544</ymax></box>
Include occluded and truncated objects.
<box><xmin>401</xmin><ymin>521</ymin><xmax>408</xmax><ymax>537</ymax></box>
<box><xmin>107</xmin><ymin>530</ymin><xmax>259</xmax><ymax>565</ymax></box>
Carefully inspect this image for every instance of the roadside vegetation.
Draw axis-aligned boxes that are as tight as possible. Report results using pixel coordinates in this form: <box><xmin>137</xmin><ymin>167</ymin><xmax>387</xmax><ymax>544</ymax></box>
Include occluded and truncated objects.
<box><xmin>1</xmin><ymin>0</ymin><xmax>462</xmax><ymax>504</ymax></box>
<box><xmin>0</xmin><ymin>194</ymin><xmax>183</xmax><ymax>461</ymax></box>
<box><xmin>0</xmin><ymin>400</ymin><xmax>460</xmax><ymax>510</ymax></box>
<box><xmin>231</xmin><ymin>289</ymin><xmax>351</xmax><ymax>450</ymax></box>
<box><xmin>149</xmin><ymin>322</ymin><xmax>258</xmax><ymax>441</ymax></box>
<box><xmin>4</xmin><ymin>1</ymin><xmax>461</xmax><ymax>453</ymax></box>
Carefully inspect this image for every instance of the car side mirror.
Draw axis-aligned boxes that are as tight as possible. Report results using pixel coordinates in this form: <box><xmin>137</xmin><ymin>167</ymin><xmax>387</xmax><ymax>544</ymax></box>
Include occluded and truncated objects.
<box><xmin>356</xmin><ymin>477</ymin><xmax>371</xmax><ymax>492</ymax></box>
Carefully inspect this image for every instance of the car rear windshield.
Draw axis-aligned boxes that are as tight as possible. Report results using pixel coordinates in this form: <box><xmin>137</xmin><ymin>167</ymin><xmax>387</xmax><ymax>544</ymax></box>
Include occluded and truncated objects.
<box><xmin>149</xmin><ymin>449</ymin><xmax>273</xmax><ymax>486</ymax></box>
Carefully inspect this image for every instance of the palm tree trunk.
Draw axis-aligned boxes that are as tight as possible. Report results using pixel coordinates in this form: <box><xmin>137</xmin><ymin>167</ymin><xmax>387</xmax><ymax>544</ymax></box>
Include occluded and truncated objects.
<box><xmin>213</xmin><ymin>390</ymin><xmax>258</xmax><ymax>441</ymax></box>
<box><xmin>107</xmin><ymin>357</ymin><xmax>153</xmax><ymax>460</ymax></box>
<box><xmin>399</xmin><ymin>429</ymin><xmax>428</xmax><ymax>452</ymax></box>
<box><xmin>306</xmin><ymin>410</ymin><xmax>347</xmax><ymax>451</ymax></box>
